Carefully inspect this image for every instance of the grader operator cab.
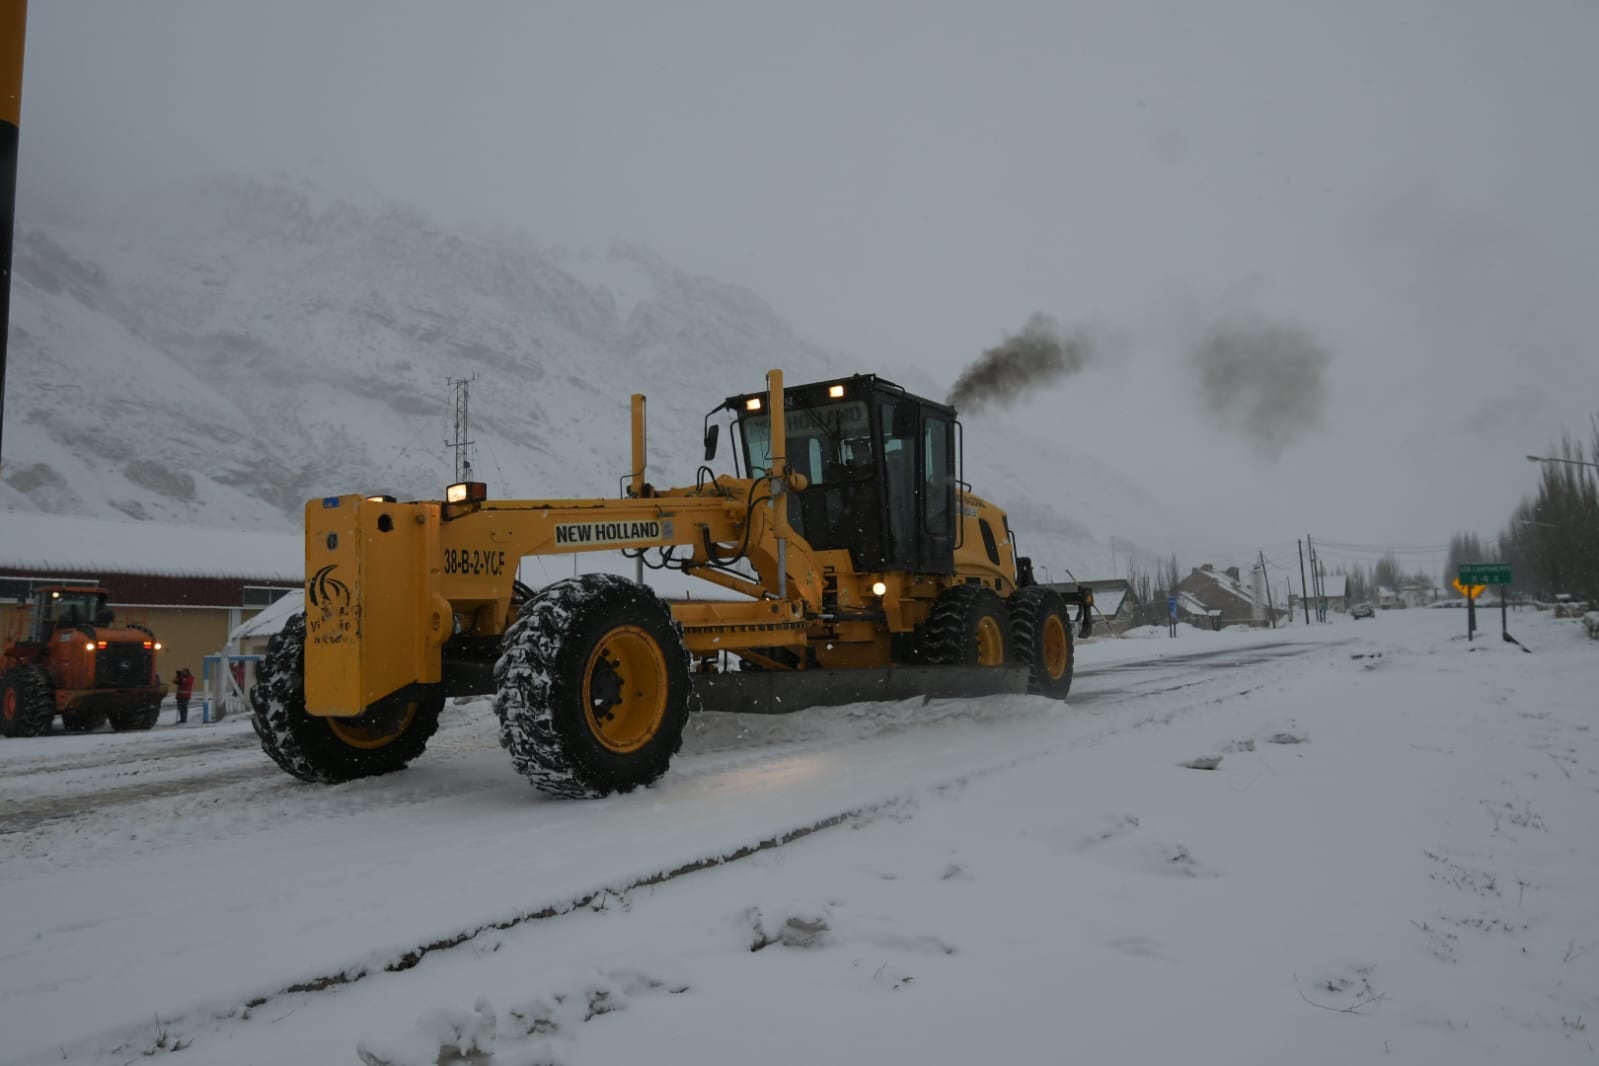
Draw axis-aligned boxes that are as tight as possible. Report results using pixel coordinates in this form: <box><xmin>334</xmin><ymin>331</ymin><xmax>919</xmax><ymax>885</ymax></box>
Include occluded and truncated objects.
<box><xmin>252</xmin><ymin>370</ymin><xmax>1092</xmax><ymax>798</ymax></box>
<box><xmin>1</xmin><ymin>585</ymin><xmax>166</xmax><ymax>736</ymax></box>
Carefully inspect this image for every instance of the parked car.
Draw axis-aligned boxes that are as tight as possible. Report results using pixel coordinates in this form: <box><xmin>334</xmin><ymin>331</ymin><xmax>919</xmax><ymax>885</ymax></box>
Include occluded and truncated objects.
<box><xmin>1349</xmin><ymin>602</ymin><xmax>1376</xmax><ymax>619</ymax></box>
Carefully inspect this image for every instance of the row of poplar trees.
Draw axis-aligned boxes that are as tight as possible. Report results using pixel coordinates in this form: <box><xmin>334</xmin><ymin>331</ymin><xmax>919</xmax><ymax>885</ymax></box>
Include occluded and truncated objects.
<box><xmin>1447</xmin><ymin>419</ymin><xmax>1599</xmax><ymax>603</ymax></box>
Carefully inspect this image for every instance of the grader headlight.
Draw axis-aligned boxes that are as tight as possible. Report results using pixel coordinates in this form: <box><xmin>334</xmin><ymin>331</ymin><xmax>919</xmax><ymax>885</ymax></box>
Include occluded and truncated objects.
<box><xmin>745</xmin><ymin>397</ymin><xmax>762</xmax><ymax>411</ymax></box>
<box><xmin>871</xmin><ymin>581</ymin><xmax>888</xmax><ymax>596</ymax></box>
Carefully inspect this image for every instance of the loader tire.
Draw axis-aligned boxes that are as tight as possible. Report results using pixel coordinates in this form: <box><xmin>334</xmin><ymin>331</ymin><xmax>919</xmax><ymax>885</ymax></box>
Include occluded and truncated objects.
<box><xmin>916</xmin><ymin>584</ymin><xmax>1013</xmax><ymax>667</ymax></box>
<box><xmin>495</xmin><ymin>574</ymin><xmax>692</xmax><ymax>799</ymax></box>
<box><xmin>63</xmin><ymin>709</ymin><xmax>109</xmax><ymax>733</ymax></box>
<box><xmin>1</xmin><ymin>666</ymin><xmax>57</xmax><ymax>737</ymax></box>
<box><xmin>108</xmin><ymin>703</ymin><xmax>161</xmax><ymax>732</ymax></box>
<box><xmin>1008</xmin><ymin>586</ymin><xmax>1074</xmax><ymax>699</ymax></box>
<box><xmin>250</xmin><ymin>612</ymin><xmax>444</xmax><ymax>783</ymax></box>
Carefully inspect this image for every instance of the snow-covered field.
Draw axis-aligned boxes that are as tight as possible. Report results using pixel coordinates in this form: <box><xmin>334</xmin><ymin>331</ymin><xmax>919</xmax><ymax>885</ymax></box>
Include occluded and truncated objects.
<box><xmin>3</xmin><ymin>609</ymin><xmax>1595</xmax><ymax>1065</ymax></box>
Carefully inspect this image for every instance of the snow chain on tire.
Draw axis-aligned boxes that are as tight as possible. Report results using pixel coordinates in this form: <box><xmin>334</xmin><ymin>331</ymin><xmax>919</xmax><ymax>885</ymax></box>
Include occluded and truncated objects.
<box><xmin>495</xmin><ymin>574</ymin><xmax>693</xmax><ymax>799</ymax></box>
<box><xmin>250</xmin><ymin>612</ymin><xmax>444</xmax><ymax>783</ymax></box>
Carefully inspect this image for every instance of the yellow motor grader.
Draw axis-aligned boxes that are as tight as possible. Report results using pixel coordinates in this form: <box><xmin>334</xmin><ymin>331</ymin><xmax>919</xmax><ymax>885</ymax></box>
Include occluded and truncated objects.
<box><xmin>252</xmin><ymin>370</ymin><xmax>1092</xmax><ymax>797</ymax></box>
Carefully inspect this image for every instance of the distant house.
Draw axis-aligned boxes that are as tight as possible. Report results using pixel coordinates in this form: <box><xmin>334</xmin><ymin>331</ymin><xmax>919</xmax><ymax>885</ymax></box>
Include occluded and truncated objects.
<box><xmin>0</xmin><ymin>511</ymin><xmax>302</xmax><ymax>686</ymax></box>
<box><xmin>1291</xmin><ymin>574</ymin><xmax>1348</xmax><ymax>614</ymax></box>
<box><xmin>1175</xmin><ymin>591</ymin><xmax>1223</xmax><ymax>630</ymax></box>
<box><xmin>1177</xmin><ymin>564</ymin><xmax>1274</xmax><ymax>627</ymax></box>
<box><xmin>1399</xmin><ymin>585</ymin><xmax>1440</xmax><ymax>608</ymax></box>
<box><xmin>1046</xmin><ymin>578</ymin><xmax>1140</xmax><ymax>635</ymax></box>
<box><xmin>226</xmin><ymin>588</ymin><xmax>306</xmax><ymax>656</ymax></box>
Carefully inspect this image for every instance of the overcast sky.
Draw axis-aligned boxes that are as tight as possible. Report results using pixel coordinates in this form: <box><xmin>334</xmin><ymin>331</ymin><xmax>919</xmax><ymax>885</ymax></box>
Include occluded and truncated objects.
<box><xmin>18</xmin><ymin>1</ymin><xmax>1599</xmax><ymax>571</ymax></box>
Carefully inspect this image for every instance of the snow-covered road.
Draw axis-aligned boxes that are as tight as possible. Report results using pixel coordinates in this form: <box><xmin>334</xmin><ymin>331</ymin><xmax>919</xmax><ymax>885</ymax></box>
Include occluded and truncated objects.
<box><xmin>7</xmin><ymin>612</ymin><xmax>1595</xmax><ymax>1065</ymax></box>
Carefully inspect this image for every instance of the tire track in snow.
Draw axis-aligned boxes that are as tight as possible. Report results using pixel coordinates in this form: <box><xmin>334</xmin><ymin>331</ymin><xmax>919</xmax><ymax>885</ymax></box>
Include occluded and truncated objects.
<box><xmin>0</xmin><ymin>762</ymin><xmax>277</xmax><ymax>835</ymax></box>
<box><xmin>0</xmin><ymin>731</ymin><xmax>257</xmax><ymax>778</ymax></box>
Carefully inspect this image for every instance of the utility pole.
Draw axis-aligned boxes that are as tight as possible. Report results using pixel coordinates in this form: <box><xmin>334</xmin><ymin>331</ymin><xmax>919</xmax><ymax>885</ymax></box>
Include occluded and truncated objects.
<box><xmin>1306</xmin><ymin>535</ymin><xmax>1321</xmax><ymax>621</ymax></box>
<box><xmin>1318</xmin><ymin>560</ymin><xmax>1327</xmax><ymax>621</ymax></box>
<box><xmin>446</xmin><ymin>375</ymin><xmax>477</xmax><ymax>482</ymax></box>
<box><xmin>1258</xmin><ymin>550</ymin><xmax>1277</xmax><ymax>628</ymax></box>
<box><xmin>1297</xmin><ymin>539</ymin><xmax>1311</xmax><ymax>624</ymax></box>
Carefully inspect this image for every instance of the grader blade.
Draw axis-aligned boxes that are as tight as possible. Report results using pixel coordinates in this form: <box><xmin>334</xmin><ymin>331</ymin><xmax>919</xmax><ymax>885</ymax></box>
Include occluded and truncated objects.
<box><xmin>691</xmin><ymin>664</ymin><xmax>1030</xmax><ymax>715</ymax></box>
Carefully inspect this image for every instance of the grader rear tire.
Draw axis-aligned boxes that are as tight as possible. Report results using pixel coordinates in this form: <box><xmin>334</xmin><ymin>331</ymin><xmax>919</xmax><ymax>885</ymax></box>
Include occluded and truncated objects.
<box><xmin>1008</xmin><ymin>586</ymin><xmax>1074</xmax><ymax>699</ymax></box>
<box><xmin>495</xmin><ymin>574</ymin><xmax>692</xmax><ymax>799</ymax></box>
<box><xmin>250</xmin><ymin>612</ymin><xmax>443</xmax><ymax>783</ymax></box>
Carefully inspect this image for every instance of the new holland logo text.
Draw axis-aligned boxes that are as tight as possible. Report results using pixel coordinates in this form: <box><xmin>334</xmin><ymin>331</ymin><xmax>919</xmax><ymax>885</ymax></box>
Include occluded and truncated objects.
<box><xmin>554</xmin><ymin>520</ymin><xmax>662</xmax><ymax>546</ymax></box>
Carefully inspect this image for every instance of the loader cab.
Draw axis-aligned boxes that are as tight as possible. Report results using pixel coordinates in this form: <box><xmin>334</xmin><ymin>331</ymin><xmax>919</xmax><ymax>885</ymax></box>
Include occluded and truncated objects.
<box><xmin>725</xmin><ymin>375</ymin><xmax>958</xmax><ymax>575</ymax></box>
<box><xmin>27</xmin><ymin>587</ymin><xmax>110</xmax><ymax>642</ymax></box>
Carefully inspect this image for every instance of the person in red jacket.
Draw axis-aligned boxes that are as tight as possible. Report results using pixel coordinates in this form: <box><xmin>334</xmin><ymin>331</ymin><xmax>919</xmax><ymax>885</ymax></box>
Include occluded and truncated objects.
<box><xmin>173</xmin><ymin>667</ymin><xmax>196</xmax><ymax>724</ymax></box>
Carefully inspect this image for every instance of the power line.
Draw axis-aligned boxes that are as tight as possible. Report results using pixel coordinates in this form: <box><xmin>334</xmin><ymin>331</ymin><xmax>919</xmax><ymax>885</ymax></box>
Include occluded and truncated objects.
<box><xmin>1315</xmin><ymin>540</ymin><xmax>1450</xmax><ymax>553</ymax></box>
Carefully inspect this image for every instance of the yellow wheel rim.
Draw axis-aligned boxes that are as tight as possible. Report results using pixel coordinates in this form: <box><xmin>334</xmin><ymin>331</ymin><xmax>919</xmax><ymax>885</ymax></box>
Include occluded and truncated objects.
<box><xmin>584</xmin><ymin>626</ymin><xmax>669</xmax><ymax>754</ymax></box>
<box><xmin>328</xmin><ymin>703</ymin><xmax>419</xmax><ymax>750</ymax></box>
<box><xmin>1041</xmin><ymin>614</ymin><xmax>1070</xmax><ymax>680</ymax></box>
<box><xmin>974</xmin><ymin>615</ymin><xmax>1006</xmax><ymax>666</ymax></box>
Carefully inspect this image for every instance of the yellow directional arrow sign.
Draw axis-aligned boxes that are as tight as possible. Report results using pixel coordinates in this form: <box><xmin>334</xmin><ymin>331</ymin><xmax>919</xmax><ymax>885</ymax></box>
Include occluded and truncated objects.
<box><xmin>1452</xmin><ymin>577</ymin><xmax>1485</xmax><ymax>599</ymax></box>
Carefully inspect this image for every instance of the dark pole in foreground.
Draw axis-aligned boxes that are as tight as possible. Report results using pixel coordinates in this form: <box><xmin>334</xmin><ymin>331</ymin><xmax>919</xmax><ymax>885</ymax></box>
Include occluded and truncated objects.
<box><xmin>0</xmin><ymin>1</ymin><xmax>24</xmax><ymax>469</ymax></box>
<box><xmin>1297</xmin><ymin>539</ymin><xmax>1310</xmax><ymax>624</ymax></box>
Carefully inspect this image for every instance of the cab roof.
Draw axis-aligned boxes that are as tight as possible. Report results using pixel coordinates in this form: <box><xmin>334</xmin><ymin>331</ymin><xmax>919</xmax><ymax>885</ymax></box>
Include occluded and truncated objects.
<box><xmin>722</xmin><ymin>373</ymin><xmax>955</xmax><ymax>418</ymax></box>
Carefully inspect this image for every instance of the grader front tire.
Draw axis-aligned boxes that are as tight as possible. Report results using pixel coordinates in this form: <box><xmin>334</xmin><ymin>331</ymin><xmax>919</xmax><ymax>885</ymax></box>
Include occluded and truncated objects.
<box><xmin>495</xmin><ymin>574</ymin><xmax>692</xmax><ymax>799</ymax></box>
<box><xmin>250</xmin><ymin>612</ymin><xmax>443</xmax><ymax>783</ymax></box>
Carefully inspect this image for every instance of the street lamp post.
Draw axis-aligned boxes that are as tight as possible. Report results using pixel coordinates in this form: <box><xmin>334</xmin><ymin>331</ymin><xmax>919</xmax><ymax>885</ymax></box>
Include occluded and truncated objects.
<box><xmin>1527</xmin><ymin>454</ymin><xmax>1599</xmax><ymax>472</ymax></box>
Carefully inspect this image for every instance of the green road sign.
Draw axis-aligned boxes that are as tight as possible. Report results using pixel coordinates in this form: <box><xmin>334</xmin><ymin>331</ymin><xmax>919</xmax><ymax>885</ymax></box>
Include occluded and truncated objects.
<box><xmin>1459</xmin><ymin>562</ymin><xmax>1512</xmax><ymax>585</ymax></box>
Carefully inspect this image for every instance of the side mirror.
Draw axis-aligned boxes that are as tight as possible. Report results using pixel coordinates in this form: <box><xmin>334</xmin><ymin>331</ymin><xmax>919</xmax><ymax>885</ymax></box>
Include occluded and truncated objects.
<box><xmin>703</xmin><ymin>423</ymin><xmax>720</xmax><ymax>462</ymax></box>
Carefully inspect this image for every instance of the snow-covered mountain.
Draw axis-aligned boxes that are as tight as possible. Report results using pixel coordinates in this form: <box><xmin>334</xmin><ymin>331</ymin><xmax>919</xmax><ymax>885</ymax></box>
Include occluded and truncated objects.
<box><xmin>2</xmin><ymin>174</ymin><xmax>1181</xmax><ymax>578</ymax></box>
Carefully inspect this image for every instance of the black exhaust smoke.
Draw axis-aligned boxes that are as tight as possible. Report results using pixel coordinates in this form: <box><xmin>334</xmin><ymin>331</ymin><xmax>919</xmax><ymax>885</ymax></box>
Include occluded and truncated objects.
<box><xmin>947</xmin><ymin>313</ymin><xmax>1096</xmax><ymax>413</ymax></box>
<box><xmin>1191</xmin><ymin>314</ymin><xmax>1331</xmax><ymax>458</ymax></box>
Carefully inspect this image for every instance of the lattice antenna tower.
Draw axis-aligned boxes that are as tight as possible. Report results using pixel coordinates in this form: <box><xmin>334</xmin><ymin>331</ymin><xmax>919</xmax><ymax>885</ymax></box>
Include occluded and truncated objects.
<box><xmin>446</xmin><ymin>375</ymin><xmax>478</xmax><ymax>482</ymax></box>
